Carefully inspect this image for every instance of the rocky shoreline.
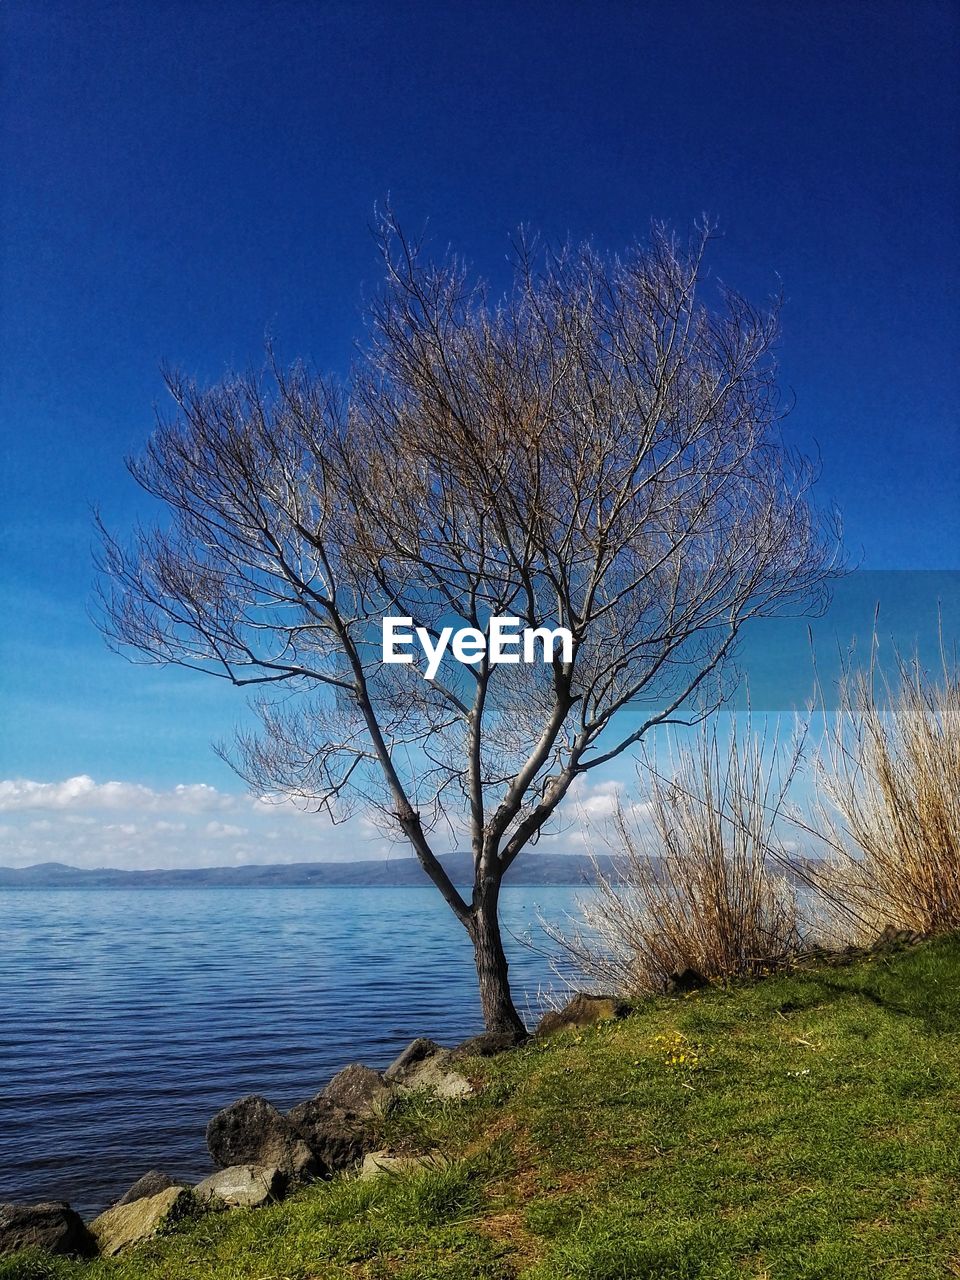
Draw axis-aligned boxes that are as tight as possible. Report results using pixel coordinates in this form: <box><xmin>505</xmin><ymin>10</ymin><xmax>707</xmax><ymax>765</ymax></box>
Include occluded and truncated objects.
<box><xmin>0</xmin><ymin>995</ymin><xmax>627</xmax><ymax>1262</ymax></box>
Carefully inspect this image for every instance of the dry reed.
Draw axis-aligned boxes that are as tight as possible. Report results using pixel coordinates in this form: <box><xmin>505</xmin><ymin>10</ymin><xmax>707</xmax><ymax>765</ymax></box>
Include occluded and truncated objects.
<box><xmin>545</xmin><ymin>717</ymin><xmax>808</xmax><ymax>996</ymax></box>
<box><xmin>810</xmin><ymin>641</ymin><xmax>960</xmax><ymax>945</ymax></box>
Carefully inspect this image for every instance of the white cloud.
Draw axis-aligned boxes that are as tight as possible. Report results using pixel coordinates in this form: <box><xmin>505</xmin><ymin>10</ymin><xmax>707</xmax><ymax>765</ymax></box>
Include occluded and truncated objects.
<box><xmin>570</xmin><ymin>777</ymin><xmax>622</xmax><ymax>819</ymax></box>
<box><xmin>171</xmin><ymin>783</ymin><xmax>235</xmax><ymax>813</ymax></box>
<box><xmin>0</xmin><ymin>771</ymin><xmax>634</xmax><ymax>871</ymax></box>
<box><xmin>531</xmin><ymin>775</ymin><xmax>654</xmax><ymax>854</ymax></box>
<box><xmin>204</xmin><ymin>821</ymin><xmax>247</xmax><ymax>838</ymax></box>
<box><xmin>0</xmin><ymin>775</ymin><xmax>237</xmax><ymax>815</ymax></box>
<box><xmin>0</xmin><ymin>774</ymin><xmax>394</xmax><ymax>870</ymax></box>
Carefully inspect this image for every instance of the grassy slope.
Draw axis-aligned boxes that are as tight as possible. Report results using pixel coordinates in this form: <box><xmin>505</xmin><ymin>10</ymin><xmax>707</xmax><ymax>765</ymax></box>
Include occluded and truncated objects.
<box><xmin>5</xmin><ymin>937</ymin><xmax>960</xmax><ymax>1280</ymax></box>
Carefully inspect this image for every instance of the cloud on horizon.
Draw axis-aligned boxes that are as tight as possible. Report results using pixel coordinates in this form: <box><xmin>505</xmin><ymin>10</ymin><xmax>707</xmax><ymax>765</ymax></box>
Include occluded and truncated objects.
<box><xmin>0</xmin><ymin>774</ymin><xmax>630</xmax><ymax>871</ymax></box>
<box><xmin>0</xmin><ymin>774</ymin><xmax>391</xmax><ymax>870</ymax></box>
<box><xmin>0</xmin><ymin>775</ymin><xmax>233</xmax><ymax>814</ymax></box>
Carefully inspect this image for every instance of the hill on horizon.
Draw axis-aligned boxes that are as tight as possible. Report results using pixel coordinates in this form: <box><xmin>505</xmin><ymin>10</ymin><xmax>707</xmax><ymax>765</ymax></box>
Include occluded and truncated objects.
<box><xmin>0</xmin><ymin>851</ymin><xmax>616</xmax><ymax>889</ymax></box>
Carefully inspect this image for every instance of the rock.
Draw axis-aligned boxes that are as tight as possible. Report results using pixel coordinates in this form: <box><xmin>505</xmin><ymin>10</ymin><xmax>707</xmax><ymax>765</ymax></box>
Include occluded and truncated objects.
<box><xmin>89</xmin><ymin>1186</ymin><xmax>192</xmax><ymax>1257</ymax></box>
<box><xmin>359</xmin><ymin>1149</ymin><xmax>449</xmax><ymax>1180</ymax></box>
<box><xmin>536</xmin><ymin>993</ymin><xmax>631</xmax><ymax>1037</ymax></box>
<box><xmin>206</xmin><ymin>1095</ymin><xmax>318</xmax><ymax>1181</ymax></box>
<box><xmin>116</xmin><ymin>1170</ymin><xmax>183</xmax><ymax>1207</ymax></box>
<box><xmin>322</xmin><ymin>1063</ymin><xmax>392</xmax><ymax>1115</ymax></box>
<box><xmin>874</xmin><ymin>925</ymin><xmax>925</xmax><ymax>949</ymax></box>
<box><xmin>287</xmin><ymin>1097</ymin><xmax>371</xmax><ymax>1174</ymax></box>
<box><xmin>454</xmin><ymin>1029</ymin><xmax>528</xmax><ymax>1058</ymax></box>
<box><xmin>667</xmin><ymin>968</ymin><xmax>710</xmax><ymax>994</ymax></box>
<box><xmin>195</xmin><ymin>1164</ymin><xmax>286</xmax><ymax>1208</ymax></box>
<box><xmin>384</xmin><ymin>1038</ymin><xmax>473</xmax><ymax>1099</ymax></box>
<box><xmin>384</xmin><ymin>1037</ymin><xmax>446</xmax><ymax>1081</ymax></box>
<box><xmin>0</xmin><ymin>1202</ymin><xmax>96</xmax><ymax>1258</ymax></box>
<box><xmin>395</xmin><ymin>1052</ymin><xmax>472</xmax><ymax>1098</ymax></box>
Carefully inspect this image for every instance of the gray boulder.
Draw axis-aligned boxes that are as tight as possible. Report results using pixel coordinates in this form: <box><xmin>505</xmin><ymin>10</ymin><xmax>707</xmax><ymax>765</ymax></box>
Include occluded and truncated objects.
<box><xmin>0</xmin><ymin>1202</ymin><xmax>96</xmax><ymax>1258</ymax></box>
<box><xmin>385</xmin><ymin>1038</ymin><xmax>472</xmax><ymax>1099</ymax></box>
<box><xmin>286</xmin><ymin>1097</ymin><xmax>371</xmax><ymax>1174</ymax></box>
<box><xmin>195</xmin><ymin>1164</ymin><xmax>286</xmax><ymax>1208</ymax></box>
<box><xmin>384</xmin><ymin>1037</ymin><xmax>445</xmax><ymax>1081</ymax></box>
<box><xmin>89</xmin><ymin>1186</ymin><xmax>192</xmax><ymax>1257</ymax></box>
<box><xmin>403</xmin><ymin>1055</ymin><xmax>472</xmax><ymax>1098</ymax></box>
<box><xmin>206</xmin><ymin>1094</ymin><xmax>318</xmax><ymax>1181</ymax></box>
<box><xmin>116</xmin><ymin>1169</ymin><xmax>183</xmax><ymax>1206</ymax></box>
<box><xmin>323</xmin><ymin>1063</ymin><xmax>391</xmax><ymax>1116</ymax></box>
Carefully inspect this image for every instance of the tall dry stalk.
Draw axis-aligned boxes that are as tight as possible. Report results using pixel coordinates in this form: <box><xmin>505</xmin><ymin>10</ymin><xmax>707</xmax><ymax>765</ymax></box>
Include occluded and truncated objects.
<box><xmin>545</xmin><ymin>718</ymin><xmax>807</xmax><ymax>995</ymax></box>
<box><xmin>811</xmin><ymin>642</ymin><xmax>960</xmax><ymax>944</ymax></box>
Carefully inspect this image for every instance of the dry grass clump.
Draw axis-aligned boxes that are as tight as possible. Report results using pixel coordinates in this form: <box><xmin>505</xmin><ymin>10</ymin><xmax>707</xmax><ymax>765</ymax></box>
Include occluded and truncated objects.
<box><xmin>810</xmin><ymin>646</ymin><xmax>960</xmax><ymax>946</ymax></box>
<box><xmin>546</xmin><ymin>636</ymin><xmax>960</xmax><ymax>997</ymax></box>
<box><xmin>546</xmin><ymin>718</ymin><xmax>807</xmax><ymax>996</ymax></box>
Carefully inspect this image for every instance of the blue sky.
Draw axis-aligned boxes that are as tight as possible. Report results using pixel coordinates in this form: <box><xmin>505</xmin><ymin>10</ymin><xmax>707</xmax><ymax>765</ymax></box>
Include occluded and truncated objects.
<box><xmin>1</xmin><ymin>0</ymin><xmax>957</xmax><ymax>867</ymax></box>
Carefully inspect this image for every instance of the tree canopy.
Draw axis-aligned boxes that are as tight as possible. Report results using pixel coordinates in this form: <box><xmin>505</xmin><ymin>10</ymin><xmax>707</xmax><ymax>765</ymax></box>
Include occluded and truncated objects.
<box><xmin>97</xmin><ymin>218</ymin><xmax>842</xmax><ymax>1032</ymax></box>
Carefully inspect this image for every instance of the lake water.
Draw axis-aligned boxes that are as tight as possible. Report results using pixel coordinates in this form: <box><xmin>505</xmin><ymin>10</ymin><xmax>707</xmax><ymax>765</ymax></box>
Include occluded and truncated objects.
<box><xmin>0</xmin><ymin>885</ymin><xmax>580</xmax><ymax>1216</ymax></box>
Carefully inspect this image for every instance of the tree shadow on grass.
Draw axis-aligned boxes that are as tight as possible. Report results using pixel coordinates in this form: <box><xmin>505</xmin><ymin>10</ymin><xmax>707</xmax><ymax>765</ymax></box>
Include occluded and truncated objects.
<box><xmin>797</xmin><ymin>938</ymin><xmax>960</xmax><ymax>1035</ymax></box>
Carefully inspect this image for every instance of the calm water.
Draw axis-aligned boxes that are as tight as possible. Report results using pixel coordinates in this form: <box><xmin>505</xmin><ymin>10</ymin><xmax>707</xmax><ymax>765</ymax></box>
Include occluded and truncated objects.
<box><xmin>0</xmin><ymin>885</ymin><xmax>578</xmax><ymax>1216</ymax></box>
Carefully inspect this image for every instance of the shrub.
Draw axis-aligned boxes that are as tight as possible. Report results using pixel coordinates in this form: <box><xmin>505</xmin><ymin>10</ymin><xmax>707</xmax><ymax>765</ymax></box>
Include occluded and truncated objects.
<box><xmin>811</xmin><ymin>644</ymin><xmax>960</xmax><ymax>945</ymax></box>
<box><xmin>546</xmin><ymin>717</ymin><xmax>807</xmax><ymax>995</ymax></box>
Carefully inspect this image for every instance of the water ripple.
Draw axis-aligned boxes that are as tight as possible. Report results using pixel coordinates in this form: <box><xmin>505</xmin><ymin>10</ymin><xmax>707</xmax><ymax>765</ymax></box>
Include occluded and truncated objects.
<box><xmin>0</xmin><ymin>884</ymin><xmax>574</xmax><ymax>1215</ymax></box>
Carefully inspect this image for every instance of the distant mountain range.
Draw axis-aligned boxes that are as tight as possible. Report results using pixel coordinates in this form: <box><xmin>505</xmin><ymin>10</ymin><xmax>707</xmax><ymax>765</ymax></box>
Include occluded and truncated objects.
<box><xmin>0</xmin><ymin>852</ymin><xmax>617</xmax><ymax>889</ymax></box>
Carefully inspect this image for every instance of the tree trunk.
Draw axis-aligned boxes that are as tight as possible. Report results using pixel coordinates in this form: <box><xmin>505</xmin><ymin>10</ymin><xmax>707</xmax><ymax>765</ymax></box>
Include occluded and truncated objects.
<box><xmin>468</xmin><ymin>887</ymin><xmax>527</xmax><ymax>1037</ymax></box>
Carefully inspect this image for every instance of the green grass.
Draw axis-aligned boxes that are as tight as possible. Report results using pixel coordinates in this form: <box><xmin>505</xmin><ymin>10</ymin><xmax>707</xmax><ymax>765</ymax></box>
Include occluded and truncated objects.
<box><xmin>5</xmin><ymin>936</ymin><xmax>960</xmax><ymax>1279</ymax></box>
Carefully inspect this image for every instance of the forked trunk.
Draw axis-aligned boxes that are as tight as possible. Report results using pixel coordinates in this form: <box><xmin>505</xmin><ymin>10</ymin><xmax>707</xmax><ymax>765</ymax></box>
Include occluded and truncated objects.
<box><xmin>469</xmin><ymin>890</ymin><xmax>527</xmax><ymax>1037</ymax></box>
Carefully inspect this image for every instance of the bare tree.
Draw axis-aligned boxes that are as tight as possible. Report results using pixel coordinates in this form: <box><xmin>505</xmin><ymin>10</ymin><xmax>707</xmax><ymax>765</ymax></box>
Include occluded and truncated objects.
<box><xmin>96</xmin><ymin>217</ymin><xmax>842</xmax><ymax>1035</ymax></box>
